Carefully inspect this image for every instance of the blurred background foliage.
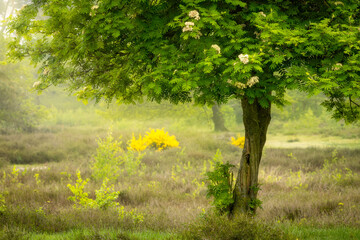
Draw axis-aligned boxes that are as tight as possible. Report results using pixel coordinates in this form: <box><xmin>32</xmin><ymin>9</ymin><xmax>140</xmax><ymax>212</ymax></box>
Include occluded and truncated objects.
<box><xmin>31</xmin><ymin>87</ymin><xmax>360</xmax><ymax>138</ymax></box>
<box><xmin>0</xmin><ymin>33</ymin><xmax>47</xmax><ymax>132</ymax></box>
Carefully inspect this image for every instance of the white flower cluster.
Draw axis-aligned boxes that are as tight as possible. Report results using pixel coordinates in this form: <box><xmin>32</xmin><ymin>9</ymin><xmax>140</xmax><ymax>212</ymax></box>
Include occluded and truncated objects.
<box><xmin>33</xmin><ymin>81</ymin><xmax>41</xmax><ymax>88</ymax></box>
<box><xmin>259</xmin><ymin>11</ymin><xmax>266</xmax><ymax>17</ymax></box>
<box><xmin>183</xmin><ymin>21</ymin><xmax>194</xmax><ymax>32</ymax></box>
<box><xmin>234</xmin><ymin>82</ymin><xmax>247</xmax><ymax>89</ymax></box>
<box><xmin>247</xmin><ymin>76</ymin><xmax>259</xmax><ymax>87</ymax></box>
<box><xmin>238</xmin><ymin>54</ymin><xmax>249</xmax><ymax>64</ymax></box>
<box><xmin>189</xmin><ymin>10</ymin><xmax>200</xmax><ymax>20</ymax></box>
<box><xmin>16</xmin><ymin>166</ymin><xmax>48</xmax><ymax>171</ymax></box>
<box><xmin>332</xmin><ymin>63</ymin><xmax>343</xmax><ymax>71</ymax></box>
<box><xmin>90</xmin><ymin>5</ymin><xmax>99</xmax><ymax>16</ymax></box>
<box><xmin>228</xmin><ymin>76</ymin><xmax>259</xmax><ymax>90</ymax></box>
<box><xmin>211</xmin><ymin>44</ymin><xmax>221</xmax><ymax>54</ymax></box>
<box><xmin>182</xmin><ymin>10</ymin><xmax>201</xmax><ymax>38</ymax></box>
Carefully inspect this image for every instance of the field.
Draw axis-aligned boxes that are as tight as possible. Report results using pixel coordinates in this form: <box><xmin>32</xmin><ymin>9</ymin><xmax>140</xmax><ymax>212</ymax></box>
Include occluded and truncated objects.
<box><xmin>2</xmin><ymin>1</ymin><xmax>360</xmax><ymax>239</ymax></box>
<box><xmin>0</xmin><ymin>102</ymin><xmax>360</xmax><ymax>239</ymax></box>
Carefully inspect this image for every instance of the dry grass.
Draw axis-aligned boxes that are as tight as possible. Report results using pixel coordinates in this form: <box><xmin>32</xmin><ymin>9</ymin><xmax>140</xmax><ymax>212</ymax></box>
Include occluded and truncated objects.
<box><xmin>0</xmin><ymin>126</ymin><xmax>359</xmax><ymax>238</ymax></box>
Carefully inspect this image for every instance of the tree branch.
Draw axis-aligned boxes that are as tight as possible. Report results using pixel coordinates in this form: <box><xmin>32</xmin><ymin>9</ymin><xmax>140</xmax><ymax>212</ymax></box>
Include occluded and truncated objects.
<box><xmin>350</xmin><ymin>96</ymin><xmax>360</xmax><ymax>107</ymax></box>
<box><xmin>349</xmin><ymin>96</ymin><xmax>354</xmax><ymax>116</ymax></box>
<box><xmin>323</xmin><ymin>0</ymin><xmax>331</xmax><ymax>8</ymax></box>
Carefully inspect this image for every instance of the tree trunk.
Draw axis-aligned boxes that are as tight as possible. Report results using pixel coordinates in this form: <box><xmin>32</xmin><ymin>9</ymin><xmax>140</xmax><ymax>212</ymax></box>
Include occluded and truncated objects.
<box><xmin>212</xmin><ymin>104</ymin><xmax>228</xmax><ymax>132</ymax></box>
<box><xmin>232</xmin><ymin>98</ymin><xmax>271</xmax><ymax>215</ymax></box>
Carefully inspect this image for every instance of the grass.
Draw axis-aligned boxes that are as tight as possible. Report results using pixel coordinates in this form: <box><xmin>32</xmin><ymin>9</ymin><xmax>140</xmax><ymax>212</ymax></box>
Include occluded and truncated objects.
<box><xmin>0</xmin><ymin>115</ymin><xmax>359</xmax><ymax>239</ymax></box>
<box><xmin>283</xmin><ymin>226</ymin><xmax>360</xmax><ymax>240</ymax></box>
<box><xmin>267</xmin><ymin>134</ymin><xmax>360</xmax><ymax>149</ymax></box>
<box><xmin>27</xmin><ymin>229</ymin><xmax>177</xmax><ymax>240</ymax></box>
<box><xmin>0</xmin><ymin>227</ymin><xmax>179</xmax><ymax>240</ymax></box>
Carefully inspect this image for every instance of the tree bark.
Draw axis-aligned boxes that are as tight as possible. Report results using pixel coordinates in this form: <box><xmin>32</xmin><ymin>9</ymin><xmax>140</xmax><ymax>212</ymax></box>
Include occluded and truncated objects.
<box><xmin>212</xmin><ymin>103</ymin><xmax>228</xmax><ymax>132</ymax></box>
<box><xmin>231</xmin><ymin>98</ymin><xmax>271</xmax><ymax>215</ymax></box>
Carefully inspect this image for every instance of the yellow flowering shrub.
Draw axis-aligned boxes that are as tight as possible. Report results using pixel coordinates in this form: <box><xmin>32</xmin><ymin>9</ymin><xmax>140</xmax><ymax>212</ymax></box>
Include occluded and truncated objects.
<box><xmin>230</xmin><ymin>135</ymin><xmax>245</xmax><ymax>148</ymax></box>
<box><xmin>128</xmin><ymin>128</ymin><xmax>180</xmax><ymax>151</ymax></box>
<box><xmin>128</xmin><ymin>134</ymin><xmax>148</xmax><ymax>152</ymax></box>
<box><xmin>145</xmin><ymin>128</ymin><xmax>180</xmax><ymax>151</ymax></box>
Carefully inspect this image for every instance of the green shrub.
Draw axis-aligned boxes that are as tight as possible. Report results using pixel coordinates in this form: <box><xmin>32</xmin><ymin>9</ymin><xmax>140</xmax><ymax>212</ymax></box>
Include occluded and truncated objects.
<box><xmin>91</xmin><ymin>129</ymin><xmax>145</xmax><ymax>181</ymax></box>
<box><xmin>67</xmin><ymin>171</ymin><xmax>120</xmax><ymax>210</ymax></box>
<box><xmin>121</xmin><ymin>150</ymin><xmax>146</xmax><ymax>176</ymax></box>
<box><xmin>94</xmin><ymin>178</ymin><xmax>120</xmax><ymax>210</ymax></box>
<box><xmin>317</xmin><ymin>149</ymin><xmax>357</xmax><ymax>186</ymax></box>
<box><xmin>91</xmin><ymin>130</ymin><xmax>123</xmax><ymax>182</ymax></box>
<box><xmin>182</xmin><ymin>212</ymin><xmax>293</xmax><ymax>240</ymax></box>
<box><xmin>205</xmin><ymin>150</ymin><xmax>234</xmax><ymax>214</ymax></box>
<box><xmin>67</xmin><ymin>171</ymin><xmax>144</xmax><ymax>224</ymax></box>
<box><xmin>67</xmin><ymin>170</ymin><xmax>93</xmax><ymax>209</ymax></box>
<box><xmin>0</xmin><ymin>192</ymin><xmax>6</xmax><ymax>213</ymax></box>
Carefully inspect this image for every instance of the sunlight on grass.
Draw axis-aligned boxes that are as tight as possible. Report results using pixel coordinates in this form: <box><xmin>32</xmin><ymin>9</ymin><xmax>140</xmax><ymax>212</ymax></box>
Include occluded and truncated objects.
<box><xmin>267</xmin><ymin>134</ymin><xmax>360</xmax><ymax>149</ymax></box>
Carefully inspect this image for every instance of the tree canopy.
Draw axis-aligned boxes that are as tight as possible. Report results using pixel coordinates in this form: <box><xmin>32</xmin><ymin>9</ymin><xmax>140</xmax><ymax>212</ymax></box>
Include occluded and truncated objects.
<box><xmin>8</xmin><ymin>0</ymin><xmax>360</xmax><ymax>122</ymax></box>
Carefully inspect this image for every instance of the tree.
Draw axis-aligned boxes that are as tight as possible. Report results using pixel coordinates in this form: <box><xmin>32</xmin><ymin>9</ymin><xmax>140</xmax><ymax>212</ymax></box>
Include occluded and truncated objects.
<box><xmin>0</xmin><ymin>33</ymin><xmax>46</xmax><ymax>132</ymax></box>
<box><xmin>211</xmin><ymin>103</ymin><xmax>228</xmax><ymax>132</ymax></box>
<box><xmin>7</xmin><ymin>0</ymin><xmax>360</xmax><ymax>214</ymax></box>
<box><xmin>97</xmin><ymin>100</ymin><xmax>212</xmax><ymax>126</ymax></box>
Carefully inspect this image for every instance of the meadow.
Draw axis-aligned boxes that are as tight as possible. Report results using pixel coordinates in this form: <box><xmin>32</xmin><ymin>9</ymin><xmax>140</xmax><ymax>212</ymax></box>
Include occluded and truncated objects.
<box><xmin>0</xmin><ymin>93</ymin><xmax>360</xmax><ymax>240</ymax></box>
